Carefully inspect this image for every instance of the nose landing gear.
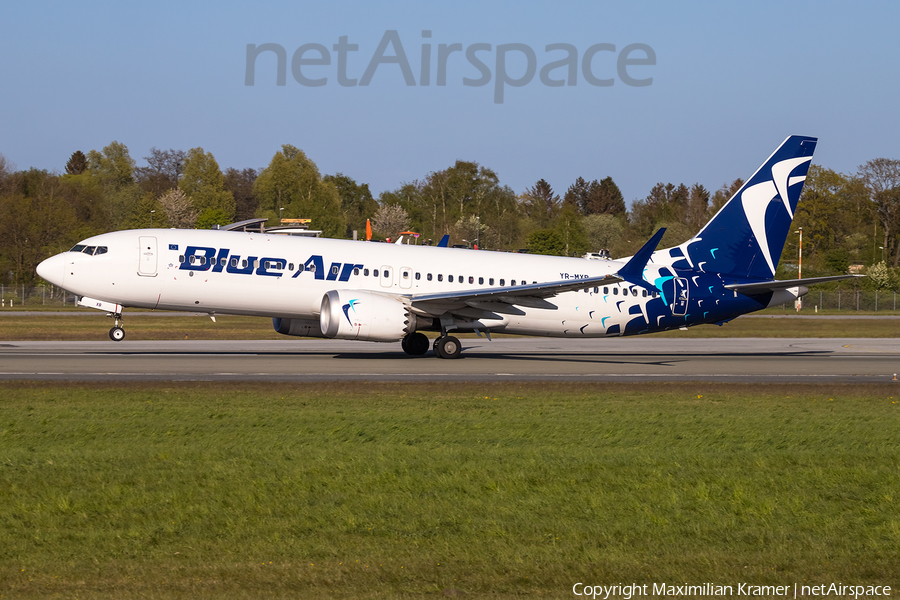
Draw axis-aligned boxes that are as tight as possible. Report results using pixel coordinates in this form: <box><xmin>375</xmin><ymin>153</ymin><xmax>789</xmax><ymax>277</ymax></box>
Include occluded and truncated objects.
<box><xmin>108</xmin><ymin>313</ymin><xmax>125</xmax><ymax>341</ymax></box>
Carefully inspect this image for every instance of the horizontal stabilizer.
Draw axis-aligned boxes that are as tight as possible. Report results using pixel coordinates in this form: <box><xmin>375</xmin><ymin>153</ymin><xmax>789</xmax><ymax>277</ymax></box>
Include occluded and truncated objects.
<box><xmin>725</xmin><ymin>274</ymin><xmax>863</xmax><ymax>294</ymax></box>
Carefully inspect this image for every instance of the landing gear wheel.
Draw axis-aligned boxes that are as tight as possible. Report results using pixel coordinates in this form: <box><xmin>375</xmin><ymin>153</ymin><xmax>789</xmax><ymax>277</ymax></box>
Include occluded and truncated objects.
<box><xmin>109</xmin><ymin>326</ymin><xmax>125</xmax><ymax>341</ymax></box>
<box><xmin>402</xmin><ymin>332</ymin><xmax>430</xmax><ymax>356</ymax></box>
<box><xmin>434</xmin><ymin>335</ymin><xmax>462</xmax><ymax>359</ymax></box>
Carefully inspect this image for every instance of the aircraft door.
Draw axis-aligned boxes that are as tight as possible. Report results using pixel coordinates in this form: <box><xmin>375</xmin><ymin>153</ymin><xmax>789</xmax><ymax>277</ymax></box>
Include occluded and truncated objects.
<box><xmin>673</xmin><ymin>277</ymin><xmax>689</xmax><ymax>316</ymax></box>
<box><xmin>379</xmin><ymin>265</ymin><xmax>393</xmax><ymax>288</ymax></box>
<box><xmin>399</xmin><ymin>266</ymin><xmax>413</xmax><ymax>289</ymax></box>
<box><xmin>138</xmin><ymin>236</ymin><xmax>158</xmax><ymax>277</ymax></box>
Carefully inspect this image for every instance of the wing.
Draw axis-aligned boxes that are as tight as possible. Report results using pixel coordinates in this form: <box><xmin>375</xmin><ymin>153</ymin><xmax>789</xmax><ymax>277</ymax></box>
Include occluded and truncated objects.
<box><xmin>405</xmin><ymin>228</ymin><xmax>663</xmax><ymax>319</ymax></box>
<box><xmin>407</xmin><ymin>274</ymin><xmax>623</xmax><ymax>317</ymax></box>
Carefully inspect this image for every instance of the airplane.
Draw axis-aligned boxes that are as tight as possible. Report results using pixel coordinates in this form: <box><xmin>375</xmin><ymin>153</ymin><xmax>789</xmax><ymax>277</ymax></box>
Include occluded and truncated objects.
<box><xmin>36</xmin><ymin>135</ymin><xmax>857</xmax><ymax>359</ymax></box>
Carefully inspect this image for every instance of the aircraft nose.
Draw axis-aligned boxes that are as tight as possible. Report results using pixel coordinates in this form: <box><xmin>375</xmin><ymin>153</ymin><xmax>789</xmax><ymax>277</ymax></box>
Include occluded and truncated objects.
<box><xmin>36</xmin><ymin>253</ymin><xmax>66</xmax><ymax>286</ymax></box>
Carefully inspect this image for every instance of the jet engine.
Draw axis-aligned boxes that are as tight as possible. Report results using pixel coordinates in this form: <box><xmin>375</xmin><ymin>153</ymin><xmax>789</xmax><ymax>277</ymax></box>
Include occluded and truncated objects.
<box><xmin>319</xmin><ymin>290</ymin><xmax>417</xmax><ymax>342</ymax></box>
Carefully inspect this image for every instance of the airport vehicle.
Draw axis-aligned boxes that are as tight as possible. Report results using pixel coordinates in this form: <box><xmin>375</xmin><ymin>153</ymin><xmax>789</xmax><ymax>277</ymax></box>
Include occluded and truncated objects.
<box><xmin>36</xmin><ymin>135</ymin><xmax>854</xmax><ymax>358</ymax></box>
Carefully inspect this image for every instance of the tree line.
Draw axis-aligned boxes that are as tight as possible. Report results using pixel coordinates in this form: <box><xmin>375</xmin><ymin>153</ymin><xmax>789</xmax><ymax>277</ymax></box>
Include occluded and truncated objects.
<box><xmin>1</xmin><ymin>142</ymin><xmax>898</xmax><ymax>290</ymax></box>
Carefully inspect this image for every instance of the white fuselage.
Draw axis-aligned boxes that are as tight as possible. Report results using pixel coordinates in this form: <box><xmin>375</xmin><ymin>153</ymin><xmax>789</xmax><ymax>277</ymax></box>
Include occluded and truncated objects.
<box><xmin>38</xmin><ymin>228</ymin><xmax>673</xmax><ymax>339</ymax></box>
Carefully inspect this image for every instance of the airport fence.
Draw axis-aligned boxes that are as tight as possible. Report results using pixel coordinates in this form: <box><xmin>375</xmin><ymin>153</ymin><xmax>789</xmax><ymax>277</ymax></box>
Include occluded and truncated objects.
<box><xmin>0</xmin><ymin>284</ymin><xmax>79</xmax><ymax>308</ymax></box>
<box><xmin>770</xmin><ymin>290</ymin><xmax>899</xmax><ymax>313</ymax></box>
<box><xmin>1</xmin><ymin>285</ymin><xmax>898</xmax><ymax>313</ymax></box>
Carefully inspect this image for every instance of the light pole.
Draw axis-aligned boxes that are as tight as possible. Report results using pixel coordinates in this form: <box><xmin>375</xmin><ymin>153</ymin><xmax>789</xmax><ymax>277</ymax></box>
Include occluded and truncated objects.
<box><xmin>150</xmin><ymin>209</ymin><xmax>155</xmax><ymax>228</ymax></box>
<box><xmin>279</xmin><ymin>207</ymin><xmax>284</xmax><ymax>224</ymax></box>
<box><xmin>880</xmin><ymin>246</ymin><xmax>885</xmax><ymax>262</ymax></box>
<box><xmin>795</xmin><ymin>227</ymin><xmax>802</xmax><ymax>311</ymax></box>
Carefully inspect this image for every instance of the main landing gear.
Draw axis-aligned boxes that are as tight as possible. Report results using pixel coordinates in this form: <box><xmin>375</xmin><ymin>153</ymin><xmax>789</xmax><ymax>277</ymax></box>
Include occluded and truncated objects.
<box><xmin>108</xmin><ymin>313</ymin><xmax>125</xmax><ymax>341</ymax></box>
<box><xmin>400</xmin><ymin>332</ymin><xmax>463</xmax><ymax>359</ymax></box>
<box><xmin>432</xmin><ymin>335</ymin><xmax>462</xmax><ymax>359</ymax></box>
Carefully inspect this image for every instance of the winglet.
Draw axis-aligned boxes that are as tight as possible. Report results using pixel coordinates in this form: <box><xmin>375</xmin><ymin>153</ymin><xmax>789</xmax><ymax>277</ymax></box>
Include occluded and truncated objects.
<box><xmin>617</xmin><ymin>228</ymin><xmax>666</xmax><ymax>285</ymax></box>
<box><xmin>436</xmin><ymin>234</ymin><xmax>450</xmax><ymax>248</ymax></box>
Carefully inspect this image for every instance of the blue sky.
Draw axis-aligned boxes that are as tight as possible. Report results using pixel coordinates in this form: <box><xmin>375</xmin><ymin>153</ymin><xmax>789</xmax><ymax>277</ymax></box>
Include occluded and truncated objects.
<box><xmin>1</xmin><ymin>1</ymin><xmax>897</xmax><ymax>205</ymax></box>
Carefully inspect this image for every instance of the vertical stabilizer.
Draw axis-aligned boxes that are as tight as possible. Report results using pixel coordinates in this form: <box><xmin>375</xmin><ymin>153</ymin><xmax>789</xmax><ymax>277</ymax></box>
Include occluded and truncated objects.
<box><xmin>677</xmin><ymin>135</ymin><xmax>817</xmax><ymax>279</ymax></box>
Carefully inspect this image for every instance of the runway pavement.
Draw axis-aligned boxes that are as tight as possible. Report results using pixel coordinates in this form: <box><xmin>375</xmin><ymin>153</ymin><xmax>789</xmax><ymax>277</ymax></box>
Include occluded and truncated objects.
<box><xmin>1</xmin><ymin>338</ymin><xmax>898</xmax><ymax>383</ymax></box>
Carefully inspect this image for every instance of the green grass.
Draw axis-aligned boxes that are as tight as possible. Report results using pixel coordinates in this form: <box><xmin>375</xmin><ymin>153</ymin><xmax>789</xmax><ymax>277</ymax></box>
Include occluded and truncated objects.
<box><xmin>0</xmin><ymin>313</ymin><xmax>898</xmax><ymax>340</ymax></box>
<box><xmin>1</xmin><ymin>382</ymin><xmax>898</xmax><ymax>598</ymax></box>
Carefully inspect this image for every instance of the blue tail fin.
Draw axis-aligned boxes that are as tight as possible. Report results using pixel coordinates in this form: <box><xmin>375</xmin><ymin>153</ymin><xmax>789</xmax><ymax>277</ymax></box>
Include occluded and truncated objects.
<box><xmin>677</xmin><ymin>135</ymin><xmax>817</xmax><ymax>279</ymax></box>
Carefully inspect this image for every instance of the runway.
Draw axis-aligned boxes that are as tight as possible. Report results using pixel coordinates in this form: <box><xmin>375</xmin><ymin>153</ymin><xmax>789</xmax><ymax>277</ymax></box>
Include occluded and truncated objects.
<box><xmin>1</xmin><ymin>338</ymin><xmax>898</xmax><ymax>383</ymax></box>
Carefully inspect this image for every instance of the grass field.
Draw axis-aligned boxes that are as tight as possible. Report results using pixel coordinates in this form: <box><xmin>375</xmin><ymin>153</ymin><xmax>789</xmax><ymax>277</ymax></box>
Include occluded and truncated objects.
<box><xmin>1</xmin><ymin>381</ymin><xmax>897</xmax><ymax>598</ymax></box>
<box><xmin>0</xmin><ymin>312</ymin><xmax>898</xmax><ymax>340</ymax></box>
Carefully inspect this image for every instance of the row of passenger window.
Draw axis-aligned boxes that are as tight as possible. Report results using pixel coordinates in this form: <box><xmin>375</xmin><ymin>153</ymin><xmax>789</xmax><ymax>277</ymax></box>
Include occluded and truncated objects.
<box><xmin>174</xmin><ymin>255</ymin><xmax>660</xmax><ymax>299</ymax></box>
<box><xmin>603</xmin><ymin>287</ymin><xmax>658</xmax><ymax>298</ymax></box>
<box><xmin>360</xmin><ymin>267</ymin><xmax>531</xmax><ymax>287</ymax></box>
<box><xmin>69</xmin><ymin>245</ymin><xmax>108</xmax><ymax>255</ymax></box>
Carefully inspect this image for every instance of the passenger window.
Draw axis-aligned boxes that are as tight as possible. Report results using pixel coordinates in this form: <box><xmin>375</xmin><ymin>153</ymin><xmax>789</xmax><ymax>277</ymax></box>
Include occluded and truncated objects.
<box><xmin>189</xmin><ymin>256</ymin><xmax>197</xmax><ymax>265</ymax></box>
<box><xmin>374</xmin><ymin>269</ymin><xmax>379</xmax><ymax>277</ymax></box>
<box><xmin>354</xmin><ymin>268</ymin><xmax>360</xmax><ymax>276</ymax></box>
<box><xmin>297</xmin><ymin>263</ymin><xmax>304</xmax><ymax>273</ymax></box>
<box><xmin>613</xmin><ymin>288</ymin><xmax>618</xmax><ymax>295</ymax></box>
<box><xmin>489</xmin><ymin>278</ymin><xmax>493</xmax><ymax>285</ymax></box>
<box><xmin>254</xmin><ymin>260</ymin><xmax>260</xmax><ymax>268</ymax></box>
<box><xmin>332</xmin><ymin>265</ymin><xmax>339</xmax><ymax>276</ymax></box>
<box><xmin>642</xmin><ymin>290</ymin><xmax>648</xmax><ymax>297</ymax></box>
<box><xmin>438</xmin><ymin>274</ymin><xmax>443</xmax><ymax>282</ymax></box>
<box><xmin>179</xmin><ymin>255</ymin><xmax>185</xmax><ymax>263</ymax></box>
<box><xmin>510</xmin><ymin>280</ymin><xmax>516</xmax><ymax>286</ymax></box>
<box><xmin>241</xmin><ymin>259</ymin><xmax>248</xmax><ymax>268</ymax></box>
<box><xmin>364</xmin><ymin>268</ymin><xmax>369</xmax><ymax>276</ymax></box>
<box><xmin>383</xmin><ymin>269</ymin><xmax>390</xmax><ymax>278</ymax></box>
<box><xmin>478</xmin><ymin>277</ymin><xmax>484</xmax><ymax>285</ymax></box>
<box><xmin>414</xmin><ymin>272</ymin><xmax>420</xmax><ymax>280</ymax></box>
<box><xmin>469</xmin><ymin>276</ymin><xmax>474</xmax><ymax>284</ymax></box>
<box><xmin>448</xmin><ymin>275</ymin><xmax>454</xmax><ymax>283</ymax></box>
<box><xmin>604</xmin><ymin>287</ymin><xmax>608</xmax><ymax>294</ymax></box>
<box><xmin>402</xmin><ymin>270</ymin><xmax>409</xmax><ymax>279</ymax></box>
<box><xmin>459</xmin><ymin>276</ymin><xmax>463</xmax><ymax>283</ymax></box>
<box><xmin>310</xmin><ymin>264</ymin><xmax>316</xmax><ymax>272</ymax></box>
<box><xmin>231</xmin><ymin>258</ymin><xmax>238</xmax><ymax>267</ymax></box>
<box><xmin>500</xmin><ymin>279</ymin><xmax>505</xmax><ymax>286</ymax></box>
<box><xmin>427</xmin><ymin>273</ymin><xmax>432</xmax><ymax>281</ymax></box>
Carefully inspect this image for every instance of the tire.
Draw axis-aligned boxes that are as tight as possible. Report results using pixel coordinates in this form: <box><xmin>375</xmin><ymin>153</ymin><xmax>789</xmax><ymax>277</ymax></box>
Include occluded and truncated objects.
<box><xmin>403</xmin><ymin>332</ymin><xmax>429</xmax><ymax>356</ymax></box>
<box><xmin>435</xmin><ymin>335</ymin><xmax>462</xmax><ymax>359</ymax></box>
<box><xmin>109</xmin><ymin>327</ymin><xmax>125</xmax><ymax>341</ymax></box>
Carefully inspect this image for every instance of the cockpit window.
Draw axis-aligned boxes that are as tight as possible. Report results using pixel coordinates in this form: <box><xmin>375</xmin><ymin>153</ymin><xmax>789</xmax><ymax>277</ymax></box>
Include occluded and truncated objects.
<box><xmin>69</xmin><ymin>244</ymin><xmax>108</xmax><ymax>255</ymax></box>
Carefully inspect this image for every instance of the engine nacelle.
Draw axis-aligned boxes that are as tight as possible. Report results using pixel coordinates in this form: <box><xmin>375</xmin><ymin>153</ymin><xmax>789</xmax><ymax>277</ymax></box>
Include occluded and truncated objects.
<box><xmin>319</xmin><ymin>290</ymin><xmax>416</xmax><ymax>342</ymax></box>
<box><xmin>272</xmin><ymin>317</ymin><xmax>326</xmax><ymax>337</ymax></box>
